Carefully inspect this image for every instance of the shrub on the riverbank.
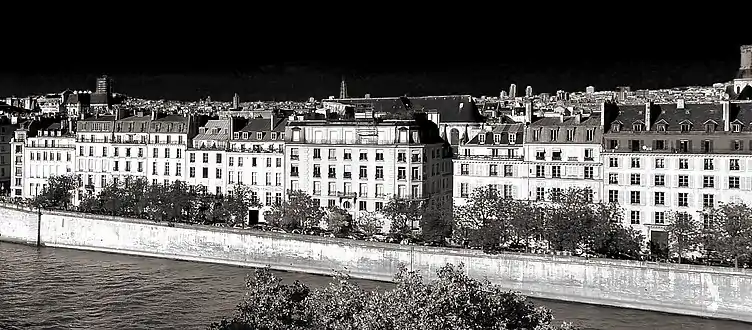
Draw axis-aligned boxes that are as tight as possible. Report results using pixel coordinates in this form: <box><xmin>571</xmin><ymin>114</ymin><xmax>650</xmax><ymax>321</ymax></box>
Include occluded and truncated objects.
<box><xmin>208</xmin><ymin>263</ymin><xmax>580</xmax><ymax>330</ymax></box>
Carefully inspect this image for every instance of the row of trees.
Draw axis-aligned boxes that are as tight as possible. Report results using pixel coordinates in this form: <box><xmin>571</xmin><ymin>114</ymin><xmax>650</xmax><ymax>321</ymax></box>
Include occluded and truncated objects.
<box><xmin>34</xmin><ymin>174</ymin><xmax>256</xmax><ymax>226</ymax></box>
<box><xmin>34</xmin><ymin>175</ymin><xmax>751</xmax><ymax>267</ymax></box>
<box><xmin>209</xmin><ymin>263</ymin><xmax>578</xmax><ymax>330</ymax></box>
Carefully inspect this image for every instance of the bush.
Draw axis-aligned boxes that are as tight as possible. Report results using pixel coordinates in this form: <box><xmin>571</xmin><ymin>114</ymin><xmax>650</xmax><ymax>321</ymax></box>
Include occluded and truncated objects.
<box><xmin>209</xmin><ymin>263</ymin><xmax>579</xmax><ymax>330</ymax></box>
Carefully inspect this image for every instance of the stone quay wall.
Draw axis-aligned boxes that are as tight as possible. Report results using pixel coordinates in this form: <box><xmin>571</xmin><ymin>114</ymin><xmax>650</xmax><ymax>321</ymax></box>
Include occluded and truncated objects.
<box><xmin>0</xmin><ymin>205</ymin><xmax>750</xmax><ymax>323</ymax></box>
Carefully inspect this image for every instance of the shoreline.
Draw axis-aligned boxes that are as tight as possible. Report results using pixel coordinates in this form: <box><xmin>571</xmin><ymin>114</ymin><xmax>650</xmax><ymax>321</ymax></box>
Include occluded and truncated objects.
<box><xmin>2</xmin><ymin>240</ymin><xmax>750</xmax><ymax>326</ymax></box>
<box><xmin>1</xmin><ymin>206</ymin><xmax>751</xmax><ymax>323</ymax></box>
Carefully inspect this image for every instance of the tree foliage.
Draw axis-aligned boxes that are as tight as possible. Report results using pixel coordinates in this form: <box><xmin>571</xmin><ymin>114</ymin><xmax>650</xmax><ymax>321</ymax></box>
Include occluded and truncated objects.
<box><xmin>264</xmin><ymin>190</ymin><xmax>324</xmax><ymax>231</ymax></box>
<box><xmin>354</xmin><ymin>212</ymin><xmax>383</xmax><ymax>236</ymax></box>
<box><xmin>380</xmin><ymin>196</ymin><xmax>422</xmax><ymax>236</ymax></box>
<box><xmin>74</xmin><ymin>176</ymin><xmax>256</xmax><ymax>225</ymax></box>
<box><xmin>704</xmin><ymin>203</ymin><xmax>752</xmax><ymax>268</ymax></box>
<box><xmin>454</xmin><ymin>186</ymin><xmax>644</xmax><ymax>259</ymax></box>
<box><xmin>665</xmin><ymin>211</ymin><xmax>701</xmax><ymax>263</ymax></box>
<box><xmin>32</xmin><ymin>174</ymin><xmax>80</xmax><ymax>209</ymax></box>
<box><xmin>209</xmin><ymin>263</ymin><xmax>580</xmax><ymax>330</ymax></box>
<box><xmin>325</xmin><ymin>206</ymin><xmax>352</xmax><ymax>234</ymax></box>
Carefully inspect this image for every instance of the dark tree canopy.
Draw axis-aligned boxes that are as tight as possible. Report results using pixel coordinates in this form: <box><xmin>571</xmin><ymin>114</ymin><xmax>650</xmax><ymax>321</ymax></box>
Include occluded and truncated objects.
<box><xmin>209</xmin><ymin>263</ymin><xmax>579</xmax><ymax>330</ymax></box>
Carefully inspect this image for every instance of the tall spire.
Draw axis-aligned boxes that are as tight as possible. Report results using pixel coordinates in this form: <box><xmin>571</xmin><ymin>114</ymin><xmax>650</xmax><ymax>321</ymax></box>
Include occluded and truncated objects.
<box><xmin>339</xmin><ymin>76</ymin><xmax>348</xmax><ymax>99</ymax></box>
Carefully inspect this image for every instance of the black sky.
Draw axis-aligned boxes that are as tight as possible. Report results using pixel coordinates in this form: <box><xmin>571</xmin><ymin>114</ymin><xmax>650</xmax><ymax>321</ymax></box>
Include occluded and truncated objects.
<box><xmin>1</xmin><ymin>41</ymin><xmax>749</xmax><ymax>101</ymax></box>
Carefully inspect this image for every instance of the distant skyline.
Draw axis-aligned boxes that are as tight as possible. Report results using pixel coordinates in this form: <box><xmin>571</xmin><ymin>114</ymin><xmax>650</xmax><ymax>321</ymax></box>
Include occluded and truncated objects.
<box><xmin>1</xmin><ymin>43</ymin><xmax>748</xmax><ymax>101</ymax></box>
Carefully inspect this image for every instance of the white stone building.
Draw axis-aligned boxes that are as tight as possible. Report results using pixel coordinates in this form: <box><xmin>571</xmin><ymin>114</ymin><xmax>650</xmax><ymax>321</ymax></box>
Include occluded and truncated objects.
<box><xmin>11</xmin><ymin>118</ymin><xmax>76</xmax><ymax>198</ymax></box>
<box><xmin>284</xmin><ymin>110</ymin><xmax>453</xmax><ymax>230</ymax></box>
<box><xmin>602</xmin><ymin>100</ymin><xmax>752</xmax><ymax>247</ymax></box>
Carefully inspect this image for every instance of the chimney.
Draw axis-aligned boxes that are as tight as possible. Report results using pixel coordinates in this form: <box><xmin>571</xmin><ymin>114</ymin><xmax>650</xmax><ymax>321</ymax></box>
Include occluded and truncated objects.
<box><xmin>560</xmin><ymin>113</ymin><xmax>565</xmax><ymax>123</ymax></box>
<box><xmin>574</xmin><ymin>113</ymin><xmax>582</xmax><ymax>124</ymax></box>
<box><xmin>79</xmin><ymin>112</ymin><xmax>84</xmax><ymax>120</ymax></box>
<box><xmin>677</xmin><ymin>98</ymin><xmax>685</xmax><ymax>109</ymax></box>
<box><xmin>600</xmin><ymin>102</ymin><xmax>606</xmax><ymax>128</ymax></box>
<box><xmin>365</xmin><ymin>93</ymin><xmax>371</xmax><ymax>99</ymax></box>
<box><xmin>151</xmin><ymin>110</ymin><xmax>157</xmax><ymax>120</ymax></box>
<box><xmin>644</xmin><ymin>101</ymin><xmax>652</xmax><ymax>131</ymax></box>
<box><xmin>270</xmin><ymin>111</ymin><xmax>276</xmax><ymax>129</ymax></box>
<box><xmin>524</xmin><ymin>102</ymin><xmax>533</xmax><ymax>123</ymax></box>
<box><xmin>722</xmin><ymin>101</ymin><xmax>731</xmax><ymax>131</ymax></box>
<box><xmin>68</xmin><ymin>117</ymin><xmax>74</xmax><ymax>133</ymax></box>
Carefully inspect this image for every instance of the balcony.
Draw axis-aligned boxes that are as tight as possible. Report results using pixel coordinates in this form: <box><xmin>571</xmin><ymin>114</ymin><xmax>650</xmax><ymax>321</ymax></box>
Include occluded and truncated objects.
<box><xmin>289</xmin><ymin>138</ymin><xmax>419</xmax><ymax>145</ymax></box>
<box><xmin>453</xmin><ymin>155</ymin><xmax>524</xmax><ymax>161</ymax></box>
<box><xmin>584</xmin><ymin>157</ymin><xmax>594</xmax><ymax>161</ymax></box>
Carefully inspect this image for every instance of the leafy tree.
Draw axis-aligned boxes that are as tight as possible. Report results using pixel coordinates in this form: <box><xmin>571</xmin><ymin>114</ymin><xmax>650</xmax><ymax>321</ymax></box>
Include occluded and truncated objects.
<box><xmin>264</xmin><ymin>190</ymin><xmax>324</xmax><ymax>230</ymax></box>
<box><xmin>325</xmin><ymin>206</ymin><xmax>352</xmax><ymax>234</ymax></box>
<box><xmin>380</xmin><ymin>196</ymin><xmax>422</xmax><ymax>236</ymax></box>
<box><xmin>543</xmin><ymin>187</ymin><xmax>597</xmax><ymax>252</ymax></box>
<box><xmin>706</xmin><ymin>203</ymin><xmax>752</xmax><ymax>268</ymax></box>
<box><xmin>419</xmin><ymin>195</ymin><xmax>453</xmax><ymax>243</ymax></box>
<box><xmin>455</xmin><ymin>186</ymin><xmax>511</xmax><ymax>250</ymax></box>
<box><xmin>508</xmin><ymin>201</ymin><xmax>544</xmax><ymax>251</ymax></box>
<box><xmin>225</xmin><ymin>184</ymin><xmax>254</xmax><ymax>226</ymax></box>
<box><xmin>354</xmin><ymin>211</ymin><xmax>383</xmax><ymax>236</ymax></box>
<box><xmin>665</xmin><ymin>211</ymin><xmax>701</xmax><ymax>263</ymax></box>
<box><xmin>32</xmin><ymin>174</ymin><xmax>79</xmax><ymax>209</ymax></box>
<box><xmin>209</xmin><ymin>263</ymin><xmax>580</xmax><ymax>330</ymax></box>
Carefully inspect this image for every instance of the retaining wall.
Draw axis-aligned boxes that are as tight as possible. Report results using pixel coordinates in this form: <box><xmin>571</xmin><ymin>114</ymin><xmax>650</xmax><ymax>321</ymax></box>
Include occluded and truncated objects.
<box><xmin>1</xmin><ymin>205</ymin><xmax>751</xmax><ymax>323</ymax></box>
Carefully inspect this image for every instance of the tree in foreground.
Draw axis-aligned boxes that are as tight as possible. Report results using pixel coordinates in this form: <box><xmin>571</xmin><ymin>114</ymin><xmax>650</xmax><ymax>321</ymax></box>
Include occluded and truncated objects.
<box><xmin>209</xmin><ymin>263</ymin><xmax>579</xmax><ymax>330</ymax></box>
<box><xmin>32</xmin><ymin>174</ymin><xmax>79</xmax><ymax>209</ymax></box>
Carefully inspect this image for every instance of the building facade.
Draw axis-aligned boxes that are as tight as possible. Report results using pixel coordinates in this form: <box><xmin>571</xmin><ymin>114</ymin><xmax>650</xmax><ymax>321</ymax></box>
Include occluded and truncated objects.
<box><xmin>602</xmin><ymin>100</ymin><xmax>752</xmax><ymax>245</ymax></box>
<box><xmin>284</xmin><ymin>111</ymin><xmax>452</xmax><ymax>230</ymax></box>
<box><xmin>11</xmin><ymin>118</ymin><xmax>76</xmax><ymax>198</ymax></box>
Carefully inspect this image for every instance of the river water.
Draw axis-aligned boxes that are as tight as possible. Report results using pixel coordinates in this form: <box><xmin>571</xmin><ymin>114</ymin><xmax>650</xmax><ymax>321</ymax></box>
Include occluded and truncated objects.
<box><xmin>0</xmin><ymin>243</ymin><xmax>749</xmax><ymax>330</ymax></box>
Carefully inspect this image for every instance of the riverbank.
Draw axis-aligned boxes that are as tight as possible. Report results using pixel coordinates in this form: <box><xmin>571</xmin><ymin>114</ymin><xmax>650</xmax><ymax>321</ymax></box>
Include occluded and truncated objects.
<box><xmin>1</xmin><ymin>205</ymin><xmax>751</xmax><ymax>323</ymax></box>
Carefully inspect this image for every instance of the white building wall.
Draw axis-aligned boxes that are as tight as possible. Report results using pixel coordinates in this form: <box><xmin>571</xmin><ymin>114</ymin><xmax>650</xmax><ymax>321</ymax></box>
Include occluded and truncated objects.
<box><xmin>522</xmin><ymin>143</ymin><xmax>603</xmax><ymax>202</ymax></box>
<box><xmin>603</xmin><ymin>152</ymin><xmax>752</xmax><ymax>238</ymax></box>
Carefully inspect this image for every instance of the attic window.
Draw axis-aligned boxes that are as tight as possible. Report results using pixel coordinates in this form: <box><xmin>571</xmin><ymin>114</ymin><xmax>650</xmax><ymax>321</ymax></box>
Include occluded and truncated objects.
<box><xmin>493</xmin><ymin>134</ymin><xmax>501</xmax><ymax>144</ymax></box>
<box><xmin>271</xmin><ymin>132</ymin><xmax>277</xmax><ymax>140</ymax></box>
<box><xmin>732</xmin><ymin>124</ymin><xmax>742</xmax><ymax>133</ymax></box>
<box><xmin>242</xmin><ymin>132</ymin><xmax>249</xmax><ymax>139</ymax></box>
<box><xmin>657</xmin><ymin>124</ymin><xmax>667</xmax><ymax>132</ymax></box>
<box><xmin>611</xmin><ymin>123</ymin><xmax>620</xmax><ymax>133</ymax></box>
<box><xmin>199</xmin><ymin>128</ymin><xmax>206</xmax><ymax>134</ymax></box>
<box><xmin>632</xmin><ymin>123</ymin><xmax>643</xmax><ymax>132</ymax></box>
<box><xmin>257</xmin><ymin>132</ymin><xmax>263</xmax><ymax>140</ymax></box>
<box><xmin>478</xmin><ymin>134</ymin><xmax>486</xmax><ymax>144</ymax></box>
<box><xmin>705</xmin><ymin>124</ymin><xmax>715</xmax><ymax>133</ymax></box>
<box><xmin>680</xmin><ymin>124</ymin><xmax>691</xmax><ymax>132</ymax></box>
<box><xmin>233</xmin><ymin>132</ymin><xmax>239</xmax><ymax>139</ymax></box>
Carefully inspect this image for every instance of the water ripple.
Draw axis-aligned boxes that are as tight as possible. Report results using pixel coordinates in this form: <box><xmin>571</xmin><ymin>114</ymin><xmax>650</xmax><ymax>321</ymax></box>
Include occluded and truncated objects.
<box><xmin>0</xmin><ymin>242</ymin><xmax>749</xmax><ymax>330</ymax></box>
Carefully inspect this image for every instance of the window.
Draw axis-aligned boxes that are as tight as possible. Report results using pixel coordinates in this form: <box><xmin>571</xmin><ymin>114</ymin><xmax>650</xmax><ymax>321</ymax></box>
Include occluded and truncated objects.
<box><xmin>313</xmin><ymin>148</ymin><xmax>321</xmax><ymax>159</ymax></box>
<box><xmin>551</xmin><ymin>166</ymin><xmax>560</xmax><ymax>178</ymax></box>
<box><xmin>630</xmin><ymin>211</ymin><xmax>640</xmax><ymax>224</ymax></box>
<box><xmin>703</xmin><ymin>176</ymin><xmax>715</xmax><ymax>188</ymax></box>
<box><xmin>654</xmin><ymin>192</ymin><xmax>664</xmax><ymax>205</ymax></box>
<box><xmin>679</xmin><ymin>159</ymin><xmax>689</xmax><ymax>170</ymax></box>
<box><xmin>584</xmin><ymin>167</ymin><xmax>593</xmax><ymax>179</ymax></box>
<box><xmin>632</xmin><ymin>123</ymin><xmax>643</xmax><ymax>131</ymax></box>
<box><xmin>732</xmin><ymin>123</ymin><xmax>742</xmax><ymax>132</ymax></box>
<box><xmin>654</xmin><ymin>158</ymin><xmax>664</xmax><ymax>169</ymax></box>
<box><xmin>460</xmin><ymin>164</ymin><xmax>469</xmax><ymax>175</ymax></box>
<box><xmin>566</xmin><ymin>129</ymin><xmax>574</xmax><ymax>141</ymax></box>
<box><xmin>535</xmin><ymin>187</ymin><xmax>545</xmax><ymax>200</ymax></box>
<box><xmin>730</xmin><ymin>159</ymin><xmax>740</xmax><ymax>170</ymax></box>
<box><xmin>703</xmin><ymin>194</ymin><xmax>714</xmax><ymax>208</ymax></box>
<box><xmin>608</xmin><ymin>190</ymin><xmax>618</xmax><ymax>203</ymax></box>
<box><xmin>609</xmin><ymin>157</ymin><xmax>618</xmax><ymax>167</ymax></box>
<box><xmin>729</xmin><ymin>177</ymin><xmax>740</xmax><ymax>189</ymax></box>
<box><xmin>586</xmin><ymin>129</ymin><xmax>594</xmax><ymax>141</ymax></box>
<box><xmin>493</xmin><ymin>134</ymin><xmax>501</xmax><ymax>144</ymax></box>
<box><xmin>202</xmin><ymin>153</ymin><xmax>208</xmax><ymax>163</ymax></box>
<box><xmin>678</xmin><ymin>175</ymin><xmax>689</xmax><ymax>187</ymax></box>
<box><xmin>654</xmin><ymin>174</ymin><xmax>665</xmax><ymax>186</ymax></box>
<box><xmin>630</xmin><ymin>174</ymin><xmax>640</xmax><ymax>185</ymax></box>
<box><xmin>504</xmin><ymin>165</ymin><xmax>513</xmax><ymax>177</ymax></box>
<box><xmin>630</xmin><ymin>157</ymin><xmax>640</xmax><ymax>168</ymax></box>
<box><xmin>703</xmin><ymin>159</ymin><xmax>714</xmax><ymax>170</ymax></box>
<box><xmin>630</xmin><ymin>191</ymin><xmax>640</xmax><ymax>204</ymax></box>
<box><xmin>680</xmin><ymin>124</ymin><xmax>691</xmax><ymax>132</ymax></box>
<box><xmin>584</xmin><ymin>149</ymin><xmax>593</xmax><ymax>161</ymax></box>
<box><xmin>654</xmin><ymin>212</ymin><xmax>665</xmax><ymax>224</ymax></box>
<box><xmin>678</xmin><ymin>193</ymin><xmax>688</xmax><ymax>207</ymax></box>
<box><xmin>608</xmin><ymin>173</ymin><xmax>618</xmax><ymax>184</ymax></box>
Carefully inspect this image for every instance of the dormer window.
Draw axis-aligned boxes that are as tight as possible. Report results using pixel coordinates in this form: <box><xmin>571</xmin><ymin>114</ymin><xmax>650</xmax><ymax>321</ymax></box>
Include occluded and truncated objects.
<box><xmin>611</xmin><ymin>123</ymin><xmax>620</xmax><ymax>133</ymax></box>
<box><xmin>632</xmin><ymin>123</ymin><xmax>643</xmax><ymax>132</ymax></box>
<box><xmin>478</xmin><ymin>133</ymin><xmax>486</xmax><ymax>144</ymax></box>
<box><xmin>257</xmin><ymin>132</ymin><xmax>263</xmax><ymax>140</ymax></box>
<box><xmin>705</xmin><ymin>124</ymin><xmax>716</xmax><ymax>133</ymax></box>
<box><xmin>732</xmin><ymin>124</ymin><xmax>742</xmax><ymax>133</ymax></box>
<box><xmin>493</xmin><ymin>134</ymin><xmax>501</xmax><ymax>144</ymax></box>
<box><xmin>271</xmin><ymin>132</ymin><xmax>277</xmax><ymax>140</ymax></box>
<box><xmin>242</xmin><ymin>132</ymin><xmax>249</xmax><ymax>139</ymax></box>
<box><xmin>199</xmin><ymin>128</ymin><xmax>206</xmax><ymax>134</ymax></box>
<box><xmin>233</xmin><ymin>132</ymin><xmax>239</xmax><ymax>139</ymax></box>
<box><xmin>680</xmin><ymin>124</ymin><xmax>691</xmax><ymax>132</ymax></box>
<box><xmin>657</xmin><ymin>124</ymin><xmax>667</xmax><ymax>132</ymax></box>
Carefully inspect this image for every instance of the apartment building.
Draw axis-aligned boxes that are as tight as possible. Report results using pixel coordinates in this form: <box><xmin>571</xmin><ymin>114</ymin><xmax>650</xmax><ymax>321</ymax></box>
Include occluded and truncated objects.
<box><xmin>11</xmin><ymin>118</ymin><xmax>76</xmax><ymax>198</ymax></box>
<box><xmin>284</xmin><ymin>110</ymin><xmax>452</xmax><ymax>230</ymax></box>
<box><xmin>189</xmin><ymin>118</ymin><xmax>233</xmax><ymax>195</ymax></box>
<box><xmin>602</xmin><ymin>100</ymin><xmax>752</xmax><ymax>244</ymax></box>
<box><xmin>0</xmin><ymin>119</ymin><xmax>16</xmax><ymax>191</ymax></box>
<box><xmin>453</xmin><ymin>121</ymin><xmax>525</xmax><ymax>205</ymax></box>
<box><xmin>228</xmin><ymin>116</ymin><xmax>287</xmax><ymax>223</ymax></box>
<box><xmin>524</xmin><ymin>108</ymin><xmax>603</xmax><ymax>202</ymax></box>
